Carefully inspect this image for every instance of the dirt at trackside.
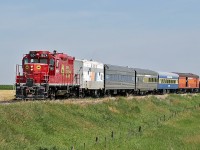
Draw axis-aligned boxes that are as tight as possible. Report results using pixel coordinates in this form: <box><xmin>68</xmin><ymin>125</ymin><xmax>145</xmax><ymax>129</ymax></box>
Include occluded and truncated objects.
<box><xmin>56</xmin><ymin>94</ymin><xmax>170</xmax><ymax>105</ymax></box>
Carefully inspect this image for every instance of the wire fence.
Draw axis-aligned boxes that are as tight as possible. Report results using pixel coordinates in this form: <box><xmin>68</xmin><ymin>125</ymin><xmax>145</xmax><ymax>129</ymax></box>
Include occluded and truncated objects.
<box><xmin>62</xmin><ymin>103</ymin><xmax>200</xmax><ymax>150</ymax></box>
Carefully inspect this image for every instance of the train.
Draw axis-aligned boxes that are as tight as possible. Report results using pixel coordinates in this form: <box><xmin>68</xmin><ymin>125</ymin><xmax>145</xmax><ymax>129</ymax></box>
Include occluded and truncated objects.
<box><xmin>15</xmin><ymin>50</ymin><xmax>199</xmax><ymax>100</ymax></box>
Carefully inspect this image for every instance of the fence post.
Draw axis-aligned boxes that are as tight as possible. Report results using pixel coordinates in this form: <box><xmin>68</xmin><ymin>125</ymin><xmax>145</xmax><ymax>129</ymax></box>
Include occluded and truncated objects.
<box><xmin>111</xmin><ymin>131</ymin><xmax>114</xmax><ymax>140</ymax></box>
<box><xmin>139</xmin><ymin>126</ymin><xmax>142</xmax><ymax>133</ymax></box>
<box><xmin>164</xmin><ymin>115</ymin><xmax>165</xmax><ymax>121</ymax></box>
<box><xmin>105</xmin><ymin>137</ymin><xmax>107</xmax><ymax>148</ymax></box>
<box><xmin>84</xmin><ymin>143</ymin><xmax>86</xmax><ymax>150</ymax></box>
<box><xmin>71</xmin><ymin>146</ymin><xmax>74</xmax><ymax>150</ymax></box>
<box><xmin>96</xmin><ymin>137</ymin><xmax>99</xmax><ymax>144</ymax></box>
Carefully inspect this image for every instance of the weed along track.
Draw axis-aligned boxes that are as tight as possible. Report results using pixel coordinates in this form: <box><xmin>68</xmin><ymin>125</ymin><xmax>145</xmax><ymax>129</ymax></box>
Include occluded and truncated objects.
<box><xmin>0</xmin><ymin>94</ymin><xmax>191</xmax><ymax>105</ymax></box>
<box><xmin>0</xmin><ymin>100</ymin><xmax>19</xmax><ymax>105</ymax></box>
<box><xmin>0</xmin><ymin>97</ymin><xmax>111</xmax><ymax>105</ymax></box>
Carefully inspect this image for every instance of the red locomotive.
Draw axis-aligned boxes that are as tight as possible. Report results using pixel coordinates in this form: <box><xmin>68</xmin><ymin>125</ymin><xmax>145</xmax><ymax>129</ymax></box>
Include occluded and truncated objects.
<box><xmin>15</xmin><ymin>50</ymin><xmax>78</xmax><ymax>99</ymax></box>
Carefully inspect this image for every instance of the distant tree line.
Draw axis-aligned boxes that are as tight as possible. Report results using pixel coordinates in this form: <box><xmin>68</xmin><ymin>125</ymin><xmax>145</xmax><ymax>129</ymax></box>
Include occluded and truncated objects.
<box><xmin>0</xmin><ymin>85</ymin><xmax>13</xmax><ymax>90</ymax></box>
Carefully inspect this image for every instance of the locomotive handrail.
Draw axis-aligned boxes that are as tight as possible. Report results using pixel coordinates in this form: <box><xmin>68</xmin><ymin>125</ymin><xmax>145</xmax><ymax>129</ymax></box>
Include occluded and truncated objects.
<box><xmin>16</xmin><ymin>64</ymin><xmax>23</xmax><ymax>76</ymax></box>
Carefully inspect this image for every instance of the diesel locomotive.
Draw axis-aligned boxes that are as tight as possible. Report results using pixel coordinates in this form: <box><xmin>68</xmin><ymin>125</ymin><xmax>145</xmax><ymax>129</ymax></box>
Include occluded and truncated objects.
<box><xmin>16</xmin><ymin>50</ymin><xmax>77</xmax><ymax>99</ymax></box>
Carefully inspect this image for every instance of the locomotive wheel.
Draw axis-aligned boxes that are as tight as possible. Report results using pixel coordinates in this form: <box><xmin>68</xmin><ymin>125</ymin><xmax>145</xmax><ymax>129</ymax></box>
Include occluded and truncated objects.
<box><xmin>50</xmin><ymin>92</ymin><xmax>56</xmax><ymax>100</ymax></box>
<box><xmin>107</xmin><ymin>91</ymin><xmax>111</xmax><ymax>97</ymax></box>
<box><xmin>79</xmin><ymin>92</ymin><xmax>85</xmax><ymax>98</ymax></box>
<box><xmin>125</xmin><ymin>92</ymin><xmax>129</xmax><ymax>97</ymax></box>
<box><xmin>95</xmin><ymin>91</ymin><xmax>101</xmax><ymax>98</ymax></box>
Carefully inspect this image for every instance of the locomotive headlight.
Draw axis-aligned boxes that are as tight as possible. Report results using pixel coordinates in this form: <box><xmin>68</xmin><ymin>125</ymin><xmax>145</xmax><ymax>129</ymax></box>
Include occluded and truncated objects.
<box><xmin>31</xmin><ymin>66</ymin><xmax>33</xmax><ymax>68</ymax></box>
<box><xmin>25</xmin><ymin>65</ymin><xmax>29</xmax><ymax>70</ymax></box>
<box><xmin>36</xmin><ymin>65</ymin><xmax>41</xmax><ymax>70</ymax></box>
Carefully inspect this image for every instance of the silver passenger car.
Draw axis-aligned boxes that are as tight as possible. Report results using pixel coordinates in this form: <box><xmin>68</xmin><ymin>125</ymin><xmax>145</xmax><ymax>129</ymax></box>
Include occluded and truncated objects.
<box><xmin>135</xmin><ymin>68</ymin><xmax>158</xmax><ymax>94</ymax></box>
<box><xmin>74</xmin><ymin>59</ymin><xmax>104</xmax><ymax>97</ymax></box>
<box><xmin>104</xmin><ymin>64</ymin><xmax>135</xmax><ymax>95</ymax></box>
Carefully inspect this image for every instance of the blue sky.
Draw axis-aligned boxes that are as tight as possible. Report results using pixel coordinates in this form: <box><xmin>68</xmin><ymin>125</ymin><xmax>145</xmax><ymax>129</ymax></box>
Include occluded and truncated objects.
<box><xmin>0</xmin><ymin>0</ymin><xmax>200</xmax><ymax>84</ymax></box>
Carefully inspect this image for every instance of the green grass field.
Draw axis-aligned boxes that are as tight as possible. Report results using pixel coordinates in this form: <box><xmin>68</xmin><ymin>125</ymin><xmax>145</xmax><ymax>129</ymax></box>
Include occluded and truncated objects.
<box><xmin>0</xmin><ymin>94</ymin><xmax>200</xmax><ymax>149</ymax></box>
<box><xmin>0</xmin><ymin>85</ymin><xmax>13</xmax><ymax>90</ymax></box>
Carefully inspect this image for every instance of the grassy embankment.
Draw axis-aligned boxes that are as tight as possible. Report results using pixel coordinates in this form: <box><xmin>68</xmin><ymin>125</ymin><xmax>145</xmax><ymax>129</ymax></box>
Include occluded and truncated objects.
<box><xmin>0</xmin><ymin>94</ymin><xmax>200</xmax><ymax>149</ymax></box>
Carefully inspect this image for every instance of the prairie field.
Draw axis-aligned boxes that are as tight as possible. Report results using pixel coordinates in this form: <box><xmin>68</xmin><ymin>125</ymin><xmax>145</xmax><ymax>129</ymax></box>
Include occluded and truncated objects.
<box><xmin>0</xmin><ymin>90</ymin><xmax>15</xmax><ymax>101</ymax></box>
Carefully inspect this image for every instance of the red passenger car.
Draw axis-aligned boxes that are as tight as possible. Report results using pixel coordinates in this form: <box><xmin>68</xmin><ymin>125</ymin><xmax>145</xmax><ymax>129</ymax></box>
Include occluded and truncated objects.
<box><xmin>16</xmin><ymin>50</ymin><xmax>77</xmax><ymax>99</ymax></box>
<box><xmin>174</xmin><ymin>73</ymin><xmax>199</xmax><ymax>93</ymax></box>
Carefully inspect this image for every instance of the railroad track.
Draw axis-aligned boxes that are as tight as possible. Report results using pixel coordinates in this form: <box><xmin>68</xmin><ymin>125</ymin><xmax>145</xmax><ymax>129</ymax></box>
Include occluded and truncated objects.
<box><xmin>0</xmin><ymin>99</ymin><xmax>20</xmax><ymax>105</ymax></box>
<box><xmin>0</xmin><ymin>97</ymin><xmax>113</xmax><ymax>105</ymax></box>
<box><xmin>0</xmin><ymin>95</ymin><xmax>122</xmax><ymax>105</ymax></box>
<box><xmin>0</xmin><ymin>94</ymin><xmax>195</xmax><ymax>105</ymax></box>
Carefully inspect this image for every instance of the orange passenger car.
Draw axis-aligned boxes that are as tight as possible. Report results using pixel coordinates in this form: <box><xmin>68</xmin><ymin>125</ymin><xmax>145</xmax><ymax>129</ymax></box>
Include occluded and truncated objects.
<box><xmin>174</xmin><ymin>73</ymin><xmax>199</xmax><ymax>92</ymax></box>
